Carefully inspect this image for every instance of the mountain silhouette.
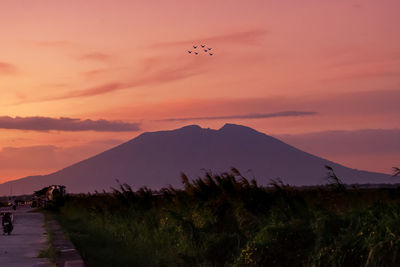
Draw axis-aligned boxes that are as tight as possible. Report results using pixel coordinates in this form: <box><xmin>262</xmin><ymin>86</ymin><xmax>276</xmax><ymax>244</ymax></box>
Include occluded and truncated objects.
<box><xmin>0</xmin><ymin>124</ymin><xmax>392</xmax><ymax>195</ymax></box>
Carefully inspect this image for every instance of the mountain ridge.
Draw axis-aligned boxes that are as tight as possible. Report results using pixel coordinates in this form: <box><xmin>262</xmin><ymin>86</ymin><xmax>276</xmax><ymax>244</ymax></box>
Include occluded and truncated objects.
<box><xmin>0</xmin><ymin>124</ymin><xmax>392</xmax><ymax>196</ymax></box>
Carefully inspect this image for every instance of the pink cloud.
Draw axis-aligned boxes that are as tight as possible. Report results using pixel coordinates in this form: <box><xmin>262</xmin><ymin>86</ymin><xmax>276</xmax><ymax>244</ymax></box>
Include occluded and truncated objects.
<box><xmin>277</xmin><ymin>129</ymin><xmax>400</xmax><ymax>156</ymax></box>
<box><xmin>63</xmin><ymin>82</ymin><xmax>125</xmax><ymax>98</ymax></box>
<box><xmin>0</xmin><ymin>116</ymin><xmax>140</xmax><ymax>132</ymax></box>
<box><xmin>41</xmin><ymin>55</ymin><xmax>209</xmax><ymax>101</ymax></box>
<box><xmin>78</xmin><ymin>52</ymin><xmax>112</xmax><ymax>63</ymax></box>
<box><xmin>0</xmin><ymin>145</ymin><xmax>59</xmax><ymax>171</ymax></box>
<box><xmin>99</xmin><ymin>88</ymin><xmax>400</xmax><ymax>134</ymax></box>
<box><xmin>320</xmin><ymin>64</ymin><xmax>398</xmax><ymax>82</ymax></box>
<box><xmin>160</xmin><ymin>111</ymin><xmax>317</xmax><ymax>122</ymax></box>
<box><xmin>34</xmin><ymin>40</ymin><xmax>74</xmax><ymax>48</ymax></box>
<box><xmin>81</xmin><ymin>68</ymin><xmax>111</xmax><ymax>79</ymax></box>
<box><xmin>277</xmin><ymin>128</ymin><xmax>400</xmax><ymax>174</ymax></box>
<box><xmin>119</xmin><ymin>88</ymin><xmax>398</xmax><ymax>117</ymax></box>
<box><xmin>150</xmin><ymin>28</ymin><xmax>268</xmax><ymax>48</ymax></box>
<box><xmin>0</xmin><ymin>139</ymin><xmax>125</xmax><ymax>181</ymax></box>
<box><xmin>0</xmin><ymin>62</ymin><xmax>17</xmax><ymax>75</ymax></box>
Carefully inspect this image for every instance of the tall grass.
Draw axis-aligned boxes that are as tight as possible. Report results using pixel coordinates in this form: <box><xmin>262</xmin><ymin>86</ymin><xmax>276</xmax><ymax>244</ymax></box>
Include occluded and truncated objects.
<box><xmin>52</xmin><ymin>170</ymin><xmax>400</xmax><ymax>266</ymax></box>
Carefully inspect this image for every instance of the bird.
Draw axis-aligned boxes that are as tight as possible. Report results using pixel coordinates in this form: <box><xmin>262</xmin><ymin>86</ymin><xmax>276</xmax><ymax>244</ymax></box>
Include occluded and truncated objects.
<box><xmin>188</xmin><ymin>51</ymin><xmax>192</xmax><ymax>54</ymax></box>
<box><xmin>201</xmin><ymin>44</ymin><xmax>205</xmax><ymax>48</ymax></box>
<box><xmin>193</xmin><ymin>45</ymin><xmax>197</xmax><ymax>49</ymax></box>
<box><xmin>209</xmin><ymin>53</ymin><xmax>213</xmax><ymax>56</ymax></box>
<box><xmin>207</xmin><ymin>47</ymin><xmax>212</xmax><ymax>50</ymax></box>
<box><xmin>204</xmin><ymin>49</ymin><xmax>208</xmax><ymax>52</ymax></box>
<box><xmin>194</xmin><ymin>52</ymin><xmax>198</xmax><ymax>55</ymax></box>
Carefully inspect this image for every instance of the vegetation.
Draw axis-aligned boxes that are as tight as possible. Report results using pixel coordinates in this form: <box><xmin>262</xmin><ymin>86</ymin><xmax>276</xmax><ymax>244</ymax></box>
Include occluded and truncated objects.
<box><xmin>393</xmin><ymin>167</ymin><xmax>400</xmax><ymax>177</ymax></box>
<box><xmin>38</xmin><ymin>211</ymin><xmax>58</xmax><ymax>263</ymax></box>
<box><xmin>50</xmin><ymin>169</ymin><xmax>400</xmax><ymax>267</ymax></box>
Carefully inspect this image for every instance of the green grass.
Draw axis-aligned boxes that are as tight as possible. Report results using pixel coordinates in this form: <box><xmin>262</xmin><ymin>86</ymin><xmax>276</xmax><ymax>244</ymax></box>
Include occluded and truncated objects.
<box><xmin>38</xmin><ymin>211</ymin><xmax>58</xmax><ymax>264</ymax></box>
<box><xmin>50</xmin><ymin>170</ymin><xmax>400</xmax><ymax>266</ymax></box>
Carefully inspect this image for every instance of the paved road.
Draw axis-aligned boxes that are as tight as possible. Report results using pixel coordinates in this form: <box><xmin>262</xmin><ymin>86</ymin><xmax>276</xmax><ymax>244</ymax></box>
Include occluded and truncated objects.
<box><xmin>0</xmin><ymin>206</ymin><xmax>51</xmax><ymax>267</ymax></box>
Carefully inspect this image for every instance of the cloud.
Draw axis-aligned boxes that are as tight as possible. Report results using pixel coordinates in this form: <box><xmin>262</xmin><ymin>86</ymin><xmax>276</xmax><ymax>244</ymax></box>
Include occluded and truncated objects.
<box><xmin>34</xmin><ymin>40</ymin><xmax>74</xmax><ymax>48</ymax></box>
<box><xmin>318</xmin><ymin>47</ymin><xmax>400</xmax><ymax>82</ymax></box>
<box><xmin>0</xmin><ymin>62</ymin><xmax>17</xmax><ymax>75</ymax></box>
<box><xmin>15</xmin><ymin>46</ymin><xmax>212</xmax><ymax>104</ymax></box>
<box><xmin>320</xmin><ymin>64</ymin><xmax>398</xmax><ymax>82</ymax></box>
<box><xmin>41</xmin><ymin>57</ymin><xmax>208</xmax><ymax>101</ymax></box>
<box><xmin>78</xmin><ymin>52</ymin><xmax>112</xmax><ymax>63</ymax></box>
<box><xmin>164</xmin><ymin>89</ymin><xmax>400</xmax><ymax>119</ymax></box>
<box><xmin>81</xmin><ymin>68</ymin><xmax>111</xmax><ymax>79</ymax></box>
<box><xmin>59</xmin><ymin>83</ymin><xmax>125</xmax><ymax>99</ymax></box>
<box><xmin>0</xmin><ymin>139</ymin><xmax>125</xmax><ymax>180</ymax></box>
<box><xmin>0</xmin><ymin>145</ymin><xmax>59</xmax><ymax>171</ymax></box>
<box><xmin>160</xmin><ymin>111</ymin><xmax>317</xmax><ymax>122</ymax></box>
<box><xmin>150</xmin><ymin>29</ymin><xmax>268</xmax><ymax>48</ymax></box>
<box><xmin>277</xmin><ymin>128</ymin><xmax>400</xmax><ymax>156</ymax></box>
<box><xmin>276</xmin><ymin>128</ymin><xmax>400</xmax><ymax>174</ymax></box>
<box><xmin>0</xmin><ymin>116</ymin><xmax>140</xmax><ymax>132</ymax></box>
<box><xmin>43</xmin><ymin>82</ymin><xmax>127</xmax><ymax>101</ymax></box>
<box><xmin>101</xmin><ymin>88</ymin><xmax>400</xmax><ymax>134</ymax></box>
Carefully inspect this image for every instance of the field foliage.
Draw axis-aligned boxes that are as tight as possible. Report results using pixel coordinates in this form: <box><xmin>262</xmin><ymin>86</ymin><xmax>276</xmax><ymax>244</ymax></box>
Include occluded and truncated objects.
<box><xmin>52</xmin><ymin>169</ymin><xmax>400</xmax><ymax>266</ymax></box>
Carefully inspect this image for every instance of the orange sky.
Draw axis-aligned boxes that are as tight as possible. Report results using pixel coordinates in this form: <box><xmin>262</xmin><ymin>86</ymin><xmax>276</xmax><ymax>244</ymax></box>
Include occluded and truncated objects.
<box><xmin>0</xmin><ymin>0</ymin><xmax>399</xmax><ymax>182</ymax></box>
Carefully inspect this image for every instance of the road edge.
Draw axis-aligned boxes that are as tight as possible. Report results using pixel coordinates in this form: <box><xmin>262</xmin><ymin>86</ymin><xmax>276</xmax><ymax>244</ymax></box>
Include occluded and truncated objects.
<box><xmin>43</xmin><ymin>212</ymin><xmax>86</xmax><ymax>267</ymax></box>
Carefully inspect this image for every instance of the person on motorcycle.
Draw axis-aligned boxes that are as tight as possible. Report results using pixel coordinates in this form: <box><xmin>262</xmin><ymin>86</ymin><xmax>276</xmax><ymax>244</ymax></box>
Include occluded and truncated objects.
<box><xmin>1</xmin><ymin>212</ymin><xmax>13</xmax><ymax>235</ymax></box>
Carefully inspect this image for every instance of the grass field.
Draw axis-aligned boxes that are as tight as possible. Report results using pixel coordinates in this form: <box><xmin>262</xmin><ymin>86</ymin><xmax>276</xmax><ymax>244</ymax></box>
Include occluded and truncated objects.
<box><xmin>51</xmin><ymin>169</ymin><xmax>400</xmax><ymax>266</ymax></box>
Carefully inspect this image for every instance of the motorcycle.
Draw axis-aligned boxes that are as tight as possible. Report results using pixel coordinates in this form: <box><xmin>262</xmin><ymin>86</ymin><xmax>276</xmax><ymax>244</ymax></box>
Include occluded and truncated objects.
<box><xmin>2</xmin><ymin>212</ymin><xmax>14</xmax><ymax>235</ymax></box>
<box><xmin>3</xmin><ymin>221</ymin><xmax>13</xmax><ymax>235</ymax></box>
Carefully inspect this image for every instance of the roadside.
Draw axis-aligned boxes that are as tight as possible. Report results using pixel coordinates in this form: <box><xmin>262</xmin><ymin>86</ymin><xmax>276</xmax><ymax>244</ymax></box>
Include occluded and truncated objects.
<box><xmin>42</xmin><ymin>211</ymin><xmax>86</xmax><ymax>267</ymax></box>
<box><xmin>0</xmin><ymin>206</ymin><xmax>51</xmax><ymax>267</ymax></box>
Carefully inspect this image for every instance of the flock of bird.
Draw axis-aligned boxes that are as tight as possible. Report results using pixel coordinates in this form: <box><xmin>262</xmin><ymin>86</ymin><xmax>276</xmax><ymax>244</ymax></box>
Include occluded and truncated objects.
<box><xmin>188</xmin><ymin>44</ymin><xmax>213</xmax><ymax>56</ymax></box>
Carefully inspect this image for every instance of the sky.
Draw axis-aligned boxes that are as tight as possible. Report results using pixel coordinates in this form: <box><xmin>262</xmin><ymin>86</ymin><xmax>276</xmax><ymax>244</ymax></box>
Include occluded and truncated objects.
<box><xmin>0</xmin><ymin>0</ymin><xmax>399</xmax><ymax>182</ymax></box>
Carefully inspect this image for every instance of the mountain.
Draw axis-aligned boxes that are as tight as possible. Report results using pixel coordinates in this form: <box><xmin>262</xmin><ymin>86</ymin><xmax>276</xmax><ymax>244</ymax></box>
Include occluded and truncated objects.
<box><xmin>0</xmin><ymin>124</ymin><xmax>393</xmax><ymax>196</ymax></box>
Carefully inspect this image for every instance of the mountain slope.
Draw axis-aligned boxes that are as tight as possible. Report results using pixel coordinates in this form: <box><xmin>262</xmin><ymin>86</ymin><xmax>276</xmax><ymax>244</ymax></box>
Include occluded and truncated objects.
<box><xmin>0</xmin><ymin>124</ymin><xmax>392</xmax><ymax>195</ymax></box>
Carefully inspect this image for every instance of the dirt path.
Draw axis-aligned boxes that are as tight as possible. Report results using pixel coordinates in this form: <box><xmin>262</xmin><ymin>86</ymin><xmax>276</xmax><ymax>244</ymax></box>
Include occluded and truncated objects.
<box><xmin>0</xmin><ymin>206</ymin><xmax>51</xmax><ymax>267</ymax></box>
